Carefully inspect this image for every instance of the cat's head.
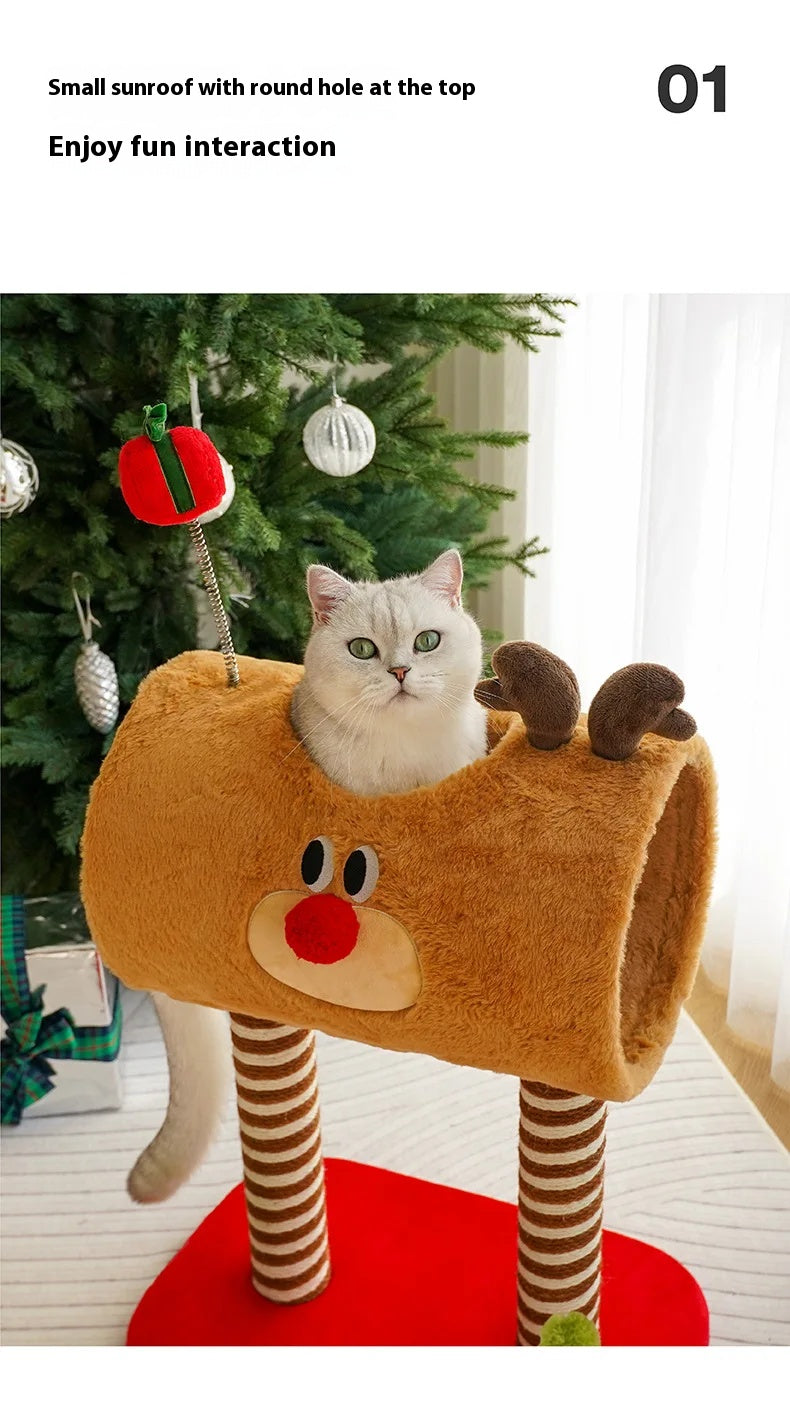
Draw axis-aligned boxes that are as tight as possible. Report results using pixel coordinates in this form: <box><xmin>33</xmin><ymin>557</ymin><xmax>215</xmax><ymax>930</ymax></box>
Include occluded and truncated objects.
<box><xmin>302</xmin><ymin>550</ymin><xmax>483</xmax><ymax>719</ymax></box>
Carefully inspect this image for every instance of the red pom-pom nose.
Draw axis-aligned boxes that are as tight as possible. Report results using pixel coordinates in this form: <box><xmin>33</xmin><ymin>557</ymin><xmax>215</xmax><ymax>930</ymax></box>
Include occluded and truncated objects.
<box><xmin>284</xmin><ymin>893</ymin><xmax>359</xmax><ymax>965</ymax></box>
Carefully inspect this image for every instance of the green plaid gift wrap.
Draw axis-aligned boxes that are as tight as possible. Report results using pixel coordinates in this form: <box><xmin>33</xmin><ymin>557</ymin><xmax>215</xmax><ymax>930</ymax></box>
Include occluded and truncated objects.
<box><xmin>1</xmin><ymin>894</ymin><xmax>123</xmax><ymax>1125</ymax></box>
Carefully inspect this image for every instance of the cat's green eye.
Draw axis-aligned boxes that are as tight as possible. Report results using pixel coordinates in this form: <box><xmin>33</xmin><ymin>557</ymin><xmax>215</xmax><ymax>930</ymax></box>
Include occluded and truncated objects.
<box><xmin>414</xmin><ymin>630</ymin><xmax>441</xmax><ymax>653</ymax></box>
<box><xmin>348</xmin><ymin>637</ymin><xmax>377</xmax><ymax>660</ymax></box>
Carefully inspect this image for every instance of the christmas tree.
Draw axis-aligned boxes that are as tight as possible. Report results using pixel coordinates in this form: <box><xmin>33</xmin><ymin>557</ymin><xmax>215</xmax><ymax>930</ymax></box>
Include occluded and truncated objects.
<box><xmin>1</xmin><ymin>293</ymin><xmax>567</xmax><ymax>894</ymax></box>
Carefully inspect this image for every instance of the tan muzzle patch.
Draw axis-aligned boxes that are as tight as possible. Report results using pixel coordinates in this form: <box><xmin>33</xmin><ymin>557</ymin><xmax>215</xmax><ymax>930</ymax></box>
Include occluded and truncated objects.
<box><xmin>248</xmin><ymin>889</ymin><xmax>422</xmax><ymax>1012</ymax></box>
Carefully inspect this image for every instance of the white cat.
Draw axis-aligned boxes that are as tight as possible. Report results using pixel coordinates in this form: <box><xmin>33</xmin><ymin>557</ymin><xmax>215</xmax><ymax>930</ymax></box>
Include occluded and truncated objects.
<box><xmin>128</xmin><ymin>550</ymin><xmax>487</xmax><ymax>1202</ymax></box>
<box><xmin>291</xmin><ymin>548</ymin><xmax>488</xmax><ymax>794</ymax></box>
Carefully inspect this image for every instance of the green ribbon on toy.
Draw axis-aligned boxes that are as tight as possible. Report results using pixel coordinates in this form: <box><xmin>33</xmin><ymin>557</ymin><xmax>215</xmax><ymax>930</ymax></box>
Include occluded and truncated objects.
<box><xmin>0</xmin><ymin>895</ymin><xmax>122</xmax><ymax>1126</ymax></box>
<box><xmin>142</xmin><ymin>403</ymin><xmax>196</xmax><ymax>515</ymax></box>
<box><xmin>142</xmin><ymin>402</ymin><xmax>169</xmax><ymax>443</ymax></box>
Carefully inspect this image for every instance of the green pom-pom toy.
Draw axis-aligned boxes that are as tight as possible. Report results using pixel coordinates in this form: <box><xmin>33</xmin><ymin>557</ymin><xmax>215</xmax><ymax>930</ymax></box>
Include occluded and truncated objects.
<box><xmin>538</xmin><ymin>1312</ymin><xmax>601</xmax><ymax>1346</ymax></box>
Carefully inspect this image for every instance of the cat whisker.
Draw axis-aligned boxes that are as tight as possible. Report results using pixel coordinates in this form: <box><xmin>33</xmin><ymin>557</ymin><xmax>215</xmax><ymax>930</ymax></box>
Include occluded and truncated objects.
<box><xmin>422</xmin><ymin>684</ymin><xmax>468</xmax><ymax>712</ymax></box>
<box><xmin>432</xmin><ymin>695</ymin><xmax>460</xmax><ymax>720</ymax></box>
<box><xmin>339</xmin><ymin>692</ymin><xmax>380</xmax><ymax>789</ymax></box>
<box><xmin>351</xmin><ymin>696</ymin><xmax>380</xmax><ymax>787</ymax></box>
<box><xmin>281</xmin><ymin>692</ymin><xmax>369</xmax><ymax>763</ymax></box>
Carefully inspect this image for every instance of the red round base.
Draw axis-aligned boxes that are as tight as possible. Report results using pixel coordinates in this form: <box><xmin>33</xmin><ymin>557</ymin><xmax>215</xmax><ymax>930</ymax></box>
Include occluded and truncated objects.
<box><xmin>127</xmin><ymin>1158</ymin><xmax>708</xmax><ymax>1346</ymax></box>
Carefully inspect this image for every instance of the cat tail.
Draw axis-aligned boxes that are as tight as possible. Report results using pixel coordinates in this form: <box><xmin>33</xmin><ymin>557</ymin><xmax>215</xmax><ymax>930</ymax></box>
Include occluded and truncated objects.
<box><xmin>127</xmin><ymin>993</ymin><xmax>232</xmax><ymax>1204</ymax></box>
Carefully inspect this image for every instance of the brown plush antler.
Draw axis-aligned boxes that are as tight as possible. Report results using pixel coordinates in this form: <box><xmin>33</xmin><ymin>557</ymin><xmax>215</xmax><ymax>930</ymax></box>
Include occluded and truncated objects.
<box><xmin>474</xmin><ymin>641</ymin><xmax>581</xmax><ymax>750</ymax></box>
<box><xmin>587</xmin><ymin>663</ymin><xmax>696</xmax><ymax>761</ymax></box>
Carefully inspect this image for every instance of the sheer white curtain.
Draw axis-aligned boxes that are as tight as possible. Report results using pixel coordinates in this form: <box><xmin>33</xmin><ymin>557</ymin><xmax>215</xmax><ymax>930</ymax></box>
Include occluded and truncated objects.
<box><xmin>525</xmin><ymin>295</ymin><xmax>790</xmax><ymax>1089</ymax></box>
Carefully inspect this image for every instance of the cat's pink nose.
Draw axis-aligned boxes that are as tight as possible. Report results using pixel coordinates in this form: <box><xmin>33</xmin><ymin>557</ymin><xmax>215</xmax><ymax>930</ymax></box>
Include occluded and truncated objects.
<box><xmin>388</xmin><ymin>666</ymin><xmax>411</xmax><ymax>684</ymax></box>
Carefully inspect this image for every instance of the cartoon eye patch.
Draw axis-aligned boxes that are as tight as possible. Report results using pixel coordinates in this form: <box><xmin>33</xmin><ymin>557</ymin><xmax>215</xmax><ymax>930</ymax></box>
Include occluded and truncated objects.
<box><xmin>247</xmin><ymin>839</ymin><xmax>422</xmax><ymax>1013</ymax></box>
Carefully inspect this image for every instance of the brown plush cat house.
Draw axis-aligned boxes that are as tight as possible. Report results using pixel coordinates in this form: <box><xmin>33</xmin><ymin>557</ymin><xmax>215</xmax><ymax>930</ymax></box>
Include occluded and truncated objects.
<box><xmin>81</xmin><ymin>642</ymin><xmax>716</xmax><ymax>1347</ymax></box>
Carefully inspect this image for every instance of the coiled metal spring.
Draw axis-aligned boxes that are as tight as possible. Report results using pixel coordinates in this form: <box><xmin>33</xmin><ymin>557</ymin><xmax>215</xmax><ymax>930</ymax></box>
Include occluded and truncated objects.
<box><xmin>188</xmin><ymin>520</ymin><xmax>240</xmax><ymax>688</ymax></box>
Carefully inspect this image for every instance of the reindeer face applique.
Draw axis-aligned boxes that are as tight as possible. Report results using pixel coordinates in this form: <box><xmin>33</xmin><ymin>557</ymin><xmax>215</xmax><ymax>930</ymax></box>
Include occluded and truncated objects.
<box><xmin>247</xmin><ymin>836</ymin><xmax>422</xmax><ymax>1012</ymax></box>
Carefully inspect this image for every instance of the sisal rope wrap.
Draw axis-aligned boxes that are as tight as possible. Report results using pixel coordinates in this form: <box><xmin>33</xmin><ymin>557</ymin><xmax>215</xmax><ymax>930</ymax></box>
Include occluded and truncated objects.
<box><xmin>516</xmin><ymin>1080</ymin><xmax>606</xmax><ymax>1346</ymax></box>
<box><xmin>230</xmin><ymin>1014</ymin><xmax>331</xmax><ymax>1304</ymax></box>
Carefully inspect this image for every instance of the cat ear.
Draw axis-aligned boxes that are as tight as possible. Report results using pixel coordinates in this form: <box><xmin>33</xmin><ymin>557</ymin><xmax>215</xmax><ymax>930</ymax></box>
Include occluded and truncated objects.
<box><xmin>419</xmin><ymin>549</ymin><xmax>463</xmax><ymax>608</ymax></box>
<box><xmin>306</xmin><ymin>564</ymin><xmax>353</xmax><ymax>624</ymax></box>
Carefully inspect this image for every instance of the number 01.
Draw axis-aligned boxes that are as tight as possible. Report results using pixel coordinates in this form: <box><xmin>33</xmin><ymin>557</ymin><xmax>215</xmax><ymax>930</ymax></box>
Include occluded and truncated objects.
<box><xmin>658</xmin><ymin>65</ymin><xmax>725</xmax><ymax>113</ymax></box>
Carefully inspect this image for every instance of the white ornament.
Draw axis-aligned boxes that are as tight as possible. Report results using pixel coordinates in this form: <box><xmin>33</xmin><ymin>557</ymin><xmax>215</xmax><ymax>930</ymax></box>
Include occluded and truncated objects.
<box><xmin>302</xmin><ymin>394</ymin><xmax>376</xmax><ymax>477</ymax></box>
<box><xmin>0</xmin><ymin>439</ymin><xmax>40</xmax><ymax>516</ymax></box>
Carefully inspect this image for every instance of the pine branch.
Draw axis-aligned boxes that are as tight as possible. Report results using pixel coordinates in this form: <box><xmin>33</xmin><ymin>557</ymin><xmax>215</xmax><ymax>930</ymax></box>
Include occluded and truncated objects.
<box><xmin>0</xmin><ymin>291</ymin><xmax>568</xmax><ymax>891</ymax></box>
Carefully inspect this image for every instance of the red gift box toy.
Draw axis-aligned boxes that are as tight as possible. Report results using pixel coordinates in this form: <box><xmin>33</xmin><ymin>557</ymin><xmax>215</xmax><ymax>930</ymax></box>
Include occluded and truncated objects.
<box><xmin>119</xmin><ymin>403</ymin><xmax>235</xmax><ymax>527</ymax></box>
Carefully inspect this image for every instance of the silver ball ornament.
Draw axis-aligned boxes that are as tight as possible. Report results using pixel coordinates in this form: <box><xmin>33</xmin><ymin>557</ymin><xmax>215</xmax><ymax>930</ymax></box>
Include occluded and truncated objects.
<box><xmin>302</xmin><ymin>395</ymin><xmax>376</xmax><ymax>478</ymax></box>
<box><xmin>0</xmin><ymin>439</ymin><xmax>40</xmax><ymax>516</ymax></box>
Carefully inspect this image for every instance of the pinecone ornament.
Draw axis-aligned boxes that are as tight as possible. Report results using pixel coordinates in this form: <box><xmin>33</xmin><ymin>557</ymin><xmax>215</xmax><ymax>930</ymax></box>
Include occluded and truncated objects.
<box><xmin>70</xmin><ymin>575</ymin><xmax>119</xmax><ymax>734</ymax></box>
<box><xmin>74</xmin><ymin>640</ymin><xmax>119</xmax><ymax>734</ymax></box>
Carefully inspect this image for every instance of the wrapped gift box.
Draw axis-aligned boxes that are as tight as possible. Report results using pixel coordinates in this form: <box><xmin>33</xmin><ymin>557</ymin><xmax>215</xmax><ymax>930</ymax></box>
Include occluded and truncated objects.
<box><xmin>1</xmin><ymin>894</ymin><xmax>122</xmax><ymax>1124</ymax></box>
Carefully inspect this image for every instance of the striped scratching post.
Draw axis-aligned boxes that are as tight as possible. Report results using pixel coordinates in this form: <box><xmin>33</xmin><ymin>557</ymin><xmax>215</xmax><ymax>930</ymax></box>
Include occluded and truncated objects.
<box><xmin>230</xmin><ymin>1015</ymin><xmax>331</xmax><ymax>1303</ymax></box>
<box><xmin>517</xmin><ymin>1081</ymin><xmax>607</xmax><ymax>1346</ymax></box>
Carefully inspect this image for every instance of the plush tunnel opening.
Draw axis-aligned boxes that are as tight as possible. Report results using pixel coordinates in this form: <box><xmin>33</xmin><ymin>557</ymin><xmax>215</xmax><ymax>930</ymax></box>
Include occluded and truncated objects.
<box><xmin>618</xmin><ymin>761</ymin><xmax>708</xmax><ymax>1072</ymax></box>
